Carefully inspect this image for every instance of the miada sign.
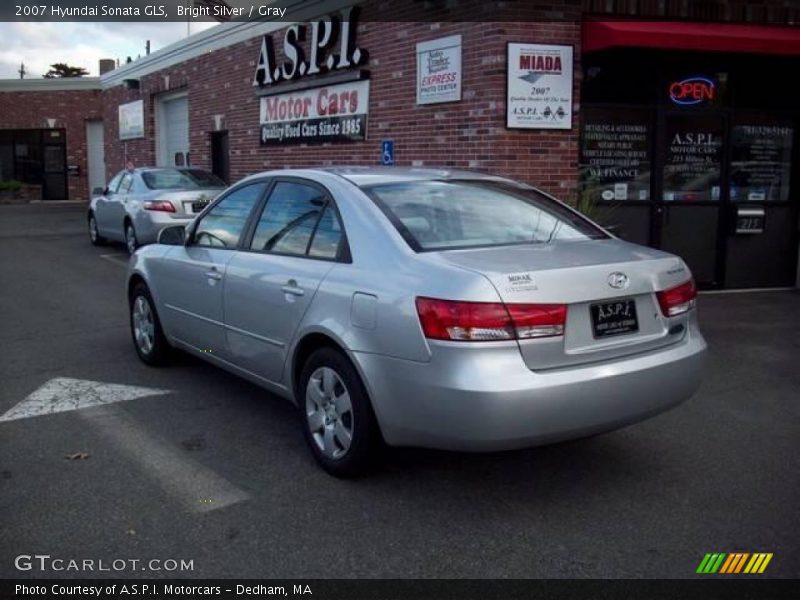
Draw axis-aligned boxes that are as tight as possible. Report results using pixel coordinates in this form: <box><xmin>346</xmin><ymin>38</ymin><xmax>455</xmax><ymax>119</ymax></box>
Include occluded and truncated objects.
<box><xmin>253</xmin><ymin>7</ymin><xmax>367</xmax><ymax>87</ymax></box>
<box><xmin>669</xmin><ymin>76</ymin><xmax>716</xmax><ymax>106</ymax></box>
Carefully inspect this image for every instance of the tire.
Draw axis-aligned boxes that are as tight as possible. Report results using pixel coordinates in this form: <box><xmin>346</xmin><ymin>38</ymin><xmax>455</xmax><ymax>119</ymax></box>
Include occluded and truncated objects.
<box><xmin>88</xmin><ymin>212</ymin><xmax>105</xmax><ymax>246</ymax></box>
<box><xmin>129</xmin><ymin>283</ymin><xmax>171</xmax><ymax>366</ymax></box>
<box><xmin>299</xmin><ymin>347</ymin><xmax>382</xmax><ymax>477</ymax></box>
<box><xmin>125</xmin><ymin>221</ymin><xmax>138</xmax><ymax>255</ymax></box>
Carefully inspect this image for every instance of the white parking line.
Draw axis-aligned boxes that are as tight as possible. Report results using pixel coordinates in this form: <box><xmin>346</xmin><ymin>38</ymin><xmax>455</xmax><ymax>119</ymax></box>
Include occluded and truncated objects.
<box><xmin>81</xmin><ymin>406</ymin><xmax>250</xmax><ymax>513</ymax></box>
<box><xmin>99</xmin><ymin>253</ymin><xmax>128</xmax><ymax>267</ymax></box>
<box><xmin>2</xmin><ymin>378</ymin><xmax>249</xmax><ymax>513</ymax></box>
<box><xmin>0</xmin><ymin>377</ymin><xmax>170</xmax><ymax>423</ymax></box>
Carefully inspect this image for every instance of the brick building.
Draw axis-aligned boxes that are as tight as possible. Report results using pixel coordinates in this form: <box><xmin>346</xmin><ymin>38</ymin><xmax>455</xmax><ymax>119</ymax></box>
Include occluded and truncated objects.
<box><xmin>0</xmin><ymin>78</ymin><xmax>102</xmax><ymax>201</ymax></box>
<box><xmin>1</xmin><ymin>0</ymin><xmax>799</xmax><ymax>288</ymax></box>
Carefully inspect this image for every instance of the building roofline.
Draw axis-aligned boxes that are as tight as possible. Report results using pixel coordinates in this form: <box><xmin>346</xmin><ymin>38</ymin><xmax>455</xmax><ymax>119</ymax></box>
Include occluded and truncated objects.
<box><xmin>0</xmin><ymin>77</ymin><xmax>101</xmax><ymax>92</ymax></box>
<box><xmin>100</xmin><ymin>0</ymin><xmax>357</xmax><ymax>90</ymax></box>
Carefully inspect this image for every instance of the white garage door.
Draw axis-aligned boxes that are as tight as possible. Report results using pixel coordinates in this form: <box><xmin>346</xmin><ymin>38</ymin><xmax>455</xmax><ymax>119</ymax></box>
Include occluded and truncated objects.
<box><xmin>85</xmin><ymin>120</ymin><xmax>105</xmax><ymax>195</ymax></box>
<box><xmin>158</xmin><ymin>95</ymin><xmax>189</xmax><ymax>167</ymax></box>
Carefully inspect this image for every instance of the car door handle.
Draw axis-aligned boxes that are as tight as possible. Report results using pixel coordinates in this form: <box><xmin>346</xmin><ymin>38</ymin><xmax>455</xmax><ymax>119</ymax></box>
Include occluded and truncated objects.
<box><xmin>281</xmin><ymin>280</ymin><xmax>304</xmax><ymax>296</ymax></box>
<box><xmin>205</xmin><ymin>267</ymin><xmax>222</xmax><ymax>281</ymax></box>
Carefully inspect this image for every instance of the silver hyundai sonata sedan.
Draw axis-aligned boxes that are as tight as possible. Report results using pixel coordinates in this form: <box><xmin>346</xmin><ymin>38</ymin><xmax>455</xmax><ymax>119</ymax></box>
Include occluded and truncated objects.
<box><xmin>127</xmin><ymin>167</ymin><xmax>706</xmax><ymax>476</ymax></box>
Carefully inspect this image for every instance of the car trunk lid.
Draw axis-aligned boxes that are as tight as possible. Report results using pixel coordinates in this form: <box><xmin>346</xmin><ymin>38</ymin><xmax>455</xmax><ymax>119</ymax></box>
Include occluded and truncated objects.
<box><xmin>428</xmin><ymin>239</ymin><xmax>694</xmax><ymax>369</ymax></box>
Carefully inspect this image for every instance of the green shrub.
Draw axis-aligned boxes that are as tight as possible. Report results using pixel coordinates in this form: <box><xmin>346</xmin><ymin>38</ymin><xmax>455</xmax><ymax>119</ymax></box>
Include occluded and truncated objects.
<box><xmin>0</xmin><ymin>180</ymin><xmax>23</xmax><ymax>192</ymax></box>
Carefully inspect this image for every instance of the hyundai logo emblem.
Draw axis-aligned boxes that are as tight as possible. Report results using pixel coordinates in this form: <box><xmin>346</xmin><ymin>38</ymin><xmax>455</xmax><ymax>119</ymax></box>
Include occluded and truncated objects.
<box><xmin>607</xmin><ymin>272</ymin><xmax>629</xmax><ymax>289</ymax></box>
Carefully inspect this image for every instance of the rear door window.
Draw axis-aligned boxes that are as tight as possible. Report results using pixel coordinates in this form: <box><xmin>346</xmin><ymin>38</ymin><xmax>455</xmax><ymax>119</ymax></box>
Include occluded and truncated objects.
<box><xmin>308</xmin><ymin>206</ymin><xmax>343</xmax><ymax>259</ymax></box>
<box><xmin>249</xmin><ymin>182</ymin><xmax>326</xmax><ymax>256</ymax></box>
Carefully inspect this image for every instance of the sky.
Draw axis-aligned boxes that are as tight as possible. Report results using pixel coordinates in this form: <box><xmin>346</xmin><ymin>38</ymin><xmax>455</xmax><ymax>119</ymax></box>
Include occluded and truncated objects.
<box><xmin>0</xmin><ymin>21</ymin><xmax>218</xmax><ymax>79</ymax></box>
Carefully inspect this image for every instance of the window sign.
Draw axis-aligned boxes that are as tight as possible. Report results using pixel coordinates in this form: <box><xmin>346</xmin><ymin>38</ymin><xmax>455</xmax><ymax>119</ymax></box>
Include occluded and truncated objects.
<box><xmin>381</xmin><ymin>140</ymin><xmax>394</xmax><ymax>165</ymax></box>
<box><xmin>734</xmin><ymin>207</ymin><xmax>765</xmax><ymax>234</ymax></box>
<box><xmin>507</xmin><ymin>43</ymin><xmax>573</xmax><ymax>129</ymax></box>
<box><xmin>416</xmin><ymin>35</ymin><xmax>462</xmax><ymax>105</ymax></box>
<box><xmin>118</xmin><ymin>100</ymin><xmax>144</xmax><ymax>141</ymax></box>
<box><xmin>730</xmin><ymin>123</ymin><xmax>793</xmax><ymax>202</ymax></box>
<box><xmin>669</xmin><ymin>76</ymin><xmax>716</xmax><ymax>106</ymax></box>
<box><xmin>662</xmin><ymin>116</ymin><xmax>723</xmax><ymax>202</ymax></box>
<box><xmin>580</xmin><ymin>110</ymin><xmax>651</xmax><ymax>202</ymax></box>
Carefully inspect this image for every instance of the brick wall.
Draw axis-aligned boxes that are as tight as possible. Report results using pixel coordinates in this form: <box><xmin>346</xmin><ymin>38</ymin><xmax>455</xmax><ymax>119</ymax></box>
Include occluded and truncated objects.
<box><xmin>101</xmin><ymin>1</ymin><xmax>583</xmax><ymax>199</ymax></box>
<box><xmin>0</xmin><ymin>89</ymin><xmax>102</xmax><ymax>200</ymax></box>
<box><xmin>101</xmin><ymin>84</ymin><xmax>158</xmax><ymax>178</ymax></box>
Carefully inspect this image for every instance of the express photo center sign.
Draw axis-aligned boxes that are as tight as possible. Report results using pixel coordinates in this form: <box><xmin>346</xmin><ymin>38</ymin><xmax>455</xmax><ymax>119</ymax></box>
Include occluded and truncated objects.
<box><xmin>253</xmin><ymin>7</ymin><xmax>370</xmax><ymax>145</ymax></box>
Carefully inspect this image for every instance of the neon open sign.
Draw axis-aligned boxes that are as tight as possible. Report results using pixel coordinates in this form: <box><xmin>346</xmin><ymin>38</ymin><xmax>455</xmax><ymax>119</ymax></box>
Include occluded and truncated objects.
<box><xmin>669</xmin><ymin>77</ymin><xmax>716</xmax><ymax>106</ymax></box>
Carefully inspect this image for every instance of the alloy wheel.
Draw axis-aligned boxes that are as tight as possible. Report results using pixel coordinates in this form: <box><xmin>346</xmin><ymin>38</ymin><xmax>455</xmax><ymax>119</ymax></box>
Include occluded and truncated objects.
<box><xmin>126</xmin><ymin>225</ymin><xmax>137</xmax><ymax>254</ymax></box>
<box><xmin>305</xmin><ymin>366</ymin><xmax>354</xmax><ymax>460</ymax></box>
<box><xmin>132</xmin><ymin>295</ymin><xmax>155</xmax><ymax>355</ymax></box>
<box><xmin>89</xmin><ymin>216</ymin><xmax>98</xmax><ymax>242</ymax></box>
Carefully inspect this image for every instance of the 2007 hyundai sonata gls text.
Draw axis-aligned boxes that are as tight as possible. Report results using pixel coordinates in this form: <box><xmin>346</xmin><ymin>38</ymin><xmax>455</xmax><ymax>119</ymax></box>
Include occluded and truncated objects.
<box><xmin>127</xmin><ymin>167</ymin><xmax>706</xmax><ymax>476</ymax></box>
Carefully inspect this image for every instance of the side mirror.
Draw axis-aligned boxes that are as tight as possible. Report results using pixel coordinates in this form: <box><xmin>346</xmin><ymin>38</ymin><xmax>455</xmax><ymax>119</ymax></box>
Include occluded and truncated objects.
<box><xmin>158</xmin><ymin>225</ymin><xmax>186</xmax><ymax>246</ymax></box>
<box><xmin>92</xmin><ymin>187</ymin><xmax>106</xmax><ymax>196</ymax></box>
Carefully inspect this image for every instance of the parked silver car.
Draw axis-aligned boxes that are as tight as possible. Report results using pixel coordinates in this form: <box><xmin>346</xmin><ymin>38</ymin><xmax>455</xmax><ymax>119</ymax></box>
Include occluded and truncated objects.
<box><xmin>89</xmin><ymin>167</ymin><xmax>226</xmax><ymax>254</ymax></box>
<box><xmin>127</xmin><ymin>168</ymin><xmax>706</xmax><ymax>476</ymax></box>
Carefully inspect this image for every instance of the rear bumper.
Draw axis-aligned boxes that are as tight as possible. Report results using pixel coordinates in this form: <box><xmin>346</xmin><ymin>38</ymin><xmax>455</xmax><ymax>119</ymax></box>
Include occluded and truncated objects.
<box><xmin>353</xmin><ymin>324</ymin><xmax>707</xmax><ymax>451</ymax></box>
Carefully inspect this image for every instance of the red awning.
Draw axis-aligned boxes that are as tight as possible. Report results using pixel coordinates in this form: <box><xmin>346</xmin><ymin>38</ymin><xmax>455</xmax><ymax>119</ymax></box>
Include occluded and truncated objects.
<box><xmin>583</xmin><ymin>21</ymin><xmax>800</xmax><ymax>56</ymax></box>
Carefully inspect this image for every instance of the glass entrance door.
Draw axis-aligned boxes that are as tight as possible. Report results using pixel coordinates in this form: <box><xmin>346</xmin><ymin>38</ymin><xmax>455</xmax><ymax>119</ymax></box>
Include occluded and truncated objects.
<box><xmin>211</xmin><ymin>131</ymin><xmax>230</xmax><ymax>184</ymax></box>
<box><xmin>42</xmin><ymin>129</ymin><xmax>67</xmax><ymax>200</ymax></box>
<box><xmin>723</xmin><ymin>114</ymin><xmax>797</xmax><ymax>288</ymax></box>
<box><xmin>655</xmin><ymin>113</ymin><xmax>726</xmax><ymax>287</ymax></box>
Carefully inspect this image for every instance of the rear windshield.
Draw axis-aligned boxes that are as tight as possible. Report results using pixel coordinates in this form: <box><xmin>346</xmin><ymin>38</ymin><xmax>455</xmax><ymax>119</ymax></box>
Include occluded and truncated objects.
<box><xmin>365</xmin><ymin>180</ymin><xmax>607</xmax><ymax>252</ymax></box>
<box><xmin>142</xmin><ymin>169</ymin><xmax>225</xmax><ymax>190</ymax></box>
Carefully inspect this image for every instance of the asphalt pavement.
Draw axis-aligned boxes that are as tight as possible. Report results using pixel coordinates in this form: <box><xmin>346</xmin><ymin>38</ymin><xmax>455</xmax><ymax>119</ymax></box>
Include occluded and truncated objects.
<box><xmin>0</xmin><ymin>203</ymin><xmax>798</xmax><ymax>579</ymax></box>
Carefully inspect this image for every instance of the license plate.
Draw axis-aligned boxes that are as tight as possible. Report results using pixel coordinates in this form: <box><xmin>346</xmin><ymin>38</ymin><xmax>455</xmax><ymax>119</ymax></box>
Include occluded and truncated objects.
<box><xmin>590</xmin><ymin>299</ymin><xmax>639</xmax><ymax>338</ymax></box>
<box><xmin>191</xmin><ymin>201</ymin><xmax>209</xmax><ymax>213</ymax></box>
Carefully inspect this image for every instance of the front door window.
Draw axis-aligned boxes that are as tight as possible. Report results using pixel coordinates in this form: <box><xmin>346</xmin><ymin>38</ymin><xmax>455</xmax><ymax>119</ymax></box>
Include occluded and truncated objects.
<box><xmin>192</xmin><ymin>182</ymin><xmax>268</xmax><ymax>249</ymax></box>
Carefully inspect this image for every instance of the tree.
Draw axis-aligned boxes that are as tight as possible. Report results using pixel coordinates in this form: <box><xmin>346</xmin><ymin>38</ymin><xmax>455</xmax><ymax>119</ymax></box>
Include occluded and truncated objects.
<box><xmin>42</xmin><ymin>63</ymin><xmax>89</xmax><ymax>78</ymax></box>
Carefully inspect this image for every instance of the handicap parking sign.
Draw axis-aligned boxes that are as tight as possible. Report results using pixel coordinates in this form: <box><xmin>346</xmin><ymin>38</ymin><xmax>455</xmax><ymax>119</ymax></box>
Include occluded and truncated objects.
<box><xmin>381</xmin><ymin>140</ymin><xmax>394</xmax><ymax>165</ymax></box>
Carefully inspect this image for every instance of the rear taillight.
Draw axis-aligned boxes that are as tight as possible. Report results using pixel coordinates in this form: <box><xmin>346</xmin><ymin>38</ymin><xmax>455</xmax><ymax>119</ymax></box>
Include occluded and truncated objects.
<box><xmin>143</xmin><ymin>200</ymin><xmax>175</xmax><ymax>212</ymax></box>
<box><xmin>656</xmin><ymin>279</ymin><xmax>697</xmax><ymax>317</ymax></box>
<box><xmin>506</xmin><ymin>303</ymin><xmax>567</xmax><ymax>339</ymax></box>
<box><xmin>415</xmin><ymin>297</ymin><xmax>566</xmax><ymax>342</ymax></box>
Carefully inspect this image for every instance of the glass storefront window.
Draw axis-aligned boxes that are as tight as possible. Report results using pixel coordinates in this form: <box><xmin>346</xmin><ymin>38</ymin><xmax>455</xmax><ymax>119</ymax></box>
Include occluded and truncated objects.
<box><xmin>662</xmin><ymin>115</ymin><xmax>723</xmax><ymax>202</ymax></box>
<box><xmin>579</xmin><ymin>109</ymin><xmax>652</xmax><ymax>203</ymax></box>
<box><xmin>730</xmin><ymin>121</ymin><xmax>793</xmax><ymax>202</ymax></box>
<box><xmin>0</xmin><ymin>131</ymin><xmax>12</xmax><ymax>181</ymax></box>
